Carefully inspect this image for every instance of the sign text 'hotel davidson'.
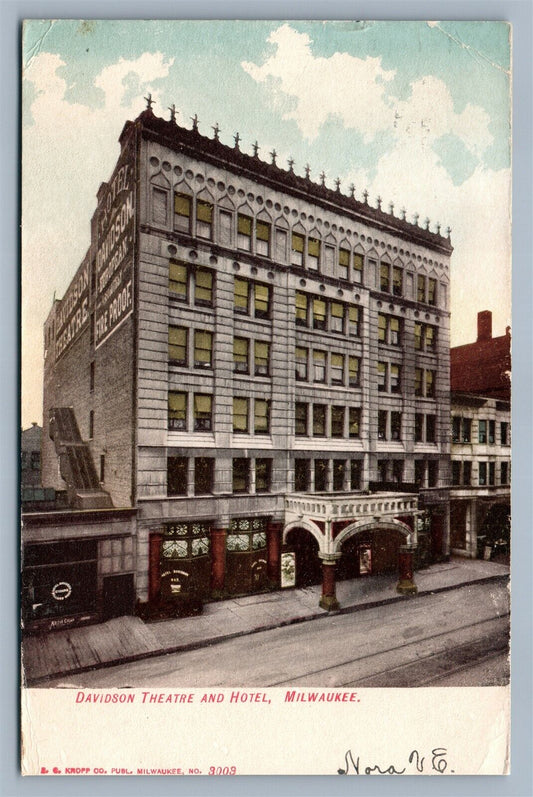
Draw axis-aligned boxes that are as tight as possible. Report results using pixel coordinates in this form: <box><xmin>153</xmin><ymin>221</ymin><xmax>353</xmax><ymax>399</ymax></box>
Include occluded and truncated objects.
<box><xmin>54</xmin><ymin>262</ymin><xmax>90</xmax><ymax>360</ymax></box>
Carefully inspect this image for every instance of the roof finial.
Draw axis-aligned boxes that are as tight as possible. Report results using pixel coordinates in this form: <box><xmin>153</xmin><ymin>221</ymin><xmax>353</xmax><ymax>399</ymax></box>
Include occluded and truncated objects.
<box><xmin>424</xmin><ymin>217</ymin><xmax>430</xmax><ymax>230</ymax></box>
<box><xmin>168</xmin><ymin>104</ymin><xmax>177</xmax><ymax>123</ymax></box>
<box><xmin>287</xmin><ymin>156</ymin><xmax>295</xmax><ymax>172</ymax></box>
<box><xmin>349</xmin><ymin>183</ymin><xmax>355</xmax><ymax>198</ymax></box>
<box><xmin>413</xmin><ymin>212</ymin><xmax>419</xmax><ymax>226</ymax></box>
<box><xmin>270</xmin><ymin>149</ymin><xmax>277</xmax><ymax>165</ymax></box>
<box><xmin>190</xmin><ymin>113</ymin><xmax>199</xmax><ymax>132</ymax></box>
<box><xmin>304</xmin><ymin>163</ymin><xmax>311</xmax><ymax>180</ymax></box>
<box><xmin>319</xmin><ymin>171</ymin><xmax>326</xmax><ymax>187</ymax></box>
<box><xmin>335</xmin><ymin>177</ymin><xmax>341</xmax><ymax>192</ymax></box>
<box><xmin>376</xmin><ymin>195</ymin><xmax>382</xmax><ymax>210</ymax></box>
<box><xmin>363</xmin><ymin>189</ymin><xmax>369</xmax><ymax>204</ymax></box>
<box><xmin>144</xmin><ymin>93</ymin><xmax>154</xmax><ymax>111</ymax></box>
<box><xmin>389</xmin><ymin>201</ymin><xmax>394</xmax><ymax>215</ymax></box>
<box><xmin>400</xmin><ymin>207</ymin><xmax>407</xmax><ymax>221</ymax></box>
<box><xmin>436</xmin><ymin>222</ymin><xmax>441</xmax><ymax>235</ymax></box>
<box><xmin>446</xmin><ymin>226</ymin><xmax>452</xmax><ymax>239</ymax></box>
<box><xmin>212</xmin><ymin>122</ymin><xmax>220</xmax><ymax>141</ymax></box>
<box><xmin>233</xmin><ymin>132</ymin><xmax>241</xmax><ymax>150</ymax></box>
<box><xmin>252</xmin><ymin>141</ymin><xmax>260</xmax><ymax>158</ymax></box>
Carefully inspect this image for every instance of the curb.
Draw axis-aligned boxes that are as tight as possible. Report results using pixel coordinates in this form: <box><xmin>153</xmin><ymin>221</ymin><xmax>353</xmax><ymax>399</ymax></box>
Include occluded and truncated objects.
<box><xmin>26</xmin><ymin>573</ymin><xmax>509</xmax><ymax>686</ymax></box>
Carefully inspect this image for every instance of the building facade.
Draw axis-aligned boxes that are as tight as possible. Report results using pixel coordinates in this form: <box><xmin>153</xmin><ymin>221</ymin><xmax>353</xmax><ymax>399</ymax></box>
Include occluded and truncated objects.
<box><xmin>450</xmin><ymin>312</ymin><xmax>511</xmax><ymax>559</ymax></box>
<box><xmin>35</xmin><ymin>104</ymin><xmax>453</xmax><ymax>624</ymax></box>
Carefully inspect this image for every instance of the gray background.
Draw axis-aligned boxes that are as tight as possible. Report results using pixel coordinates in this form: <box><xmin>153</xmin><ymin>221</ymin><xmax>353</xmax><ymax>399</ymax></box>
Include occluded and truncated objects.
<box><xmin>4</xmin><ymin>1</ymin><xmax>531</xmax><ymax>795</ymax></box>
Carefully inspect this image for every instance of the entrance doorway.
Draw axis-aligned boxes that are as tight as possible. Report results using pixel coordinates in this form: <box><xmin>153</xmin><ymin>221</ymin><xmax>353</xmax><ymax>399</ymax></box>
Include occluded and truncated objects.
<box><xmin>102</xmin><ymin>573</ymin><xmax>135</xmax><ymax>620</ymax></box>
<box><xmin>285</xmin><ymin>528</ymin><xmax>321</xmax><ymax>587</ymax></box>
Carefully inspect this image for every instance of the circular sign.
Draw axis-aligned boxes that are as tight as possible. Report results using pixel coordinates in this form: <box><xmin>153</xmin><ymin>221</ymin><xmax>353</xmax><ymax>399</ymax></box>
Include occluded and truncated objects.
<box><xmin>51</xmin><ymin>581</ymin><xmax>72</xmax><ymax>601</ymax></box>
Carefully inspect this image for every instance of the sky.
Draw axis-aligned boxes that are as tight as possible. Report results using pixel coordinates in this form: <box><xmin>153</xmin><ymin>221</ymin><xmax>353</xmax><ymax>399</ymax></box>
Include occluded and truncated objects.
<box><xmin>21</xmin><ymin>20</ymin><xmax>511</xmax><ymax>428</ymax></box>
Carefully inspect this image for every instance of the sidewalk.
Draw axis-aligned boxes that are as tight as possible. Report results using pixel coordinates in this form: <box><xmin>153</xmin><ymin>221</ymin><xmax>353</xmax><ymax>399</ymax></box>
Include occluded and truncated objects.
<box><xmin>23</xmin><ymin>557</ymin><xmax>509</xmax><ymax>684</ymax></box>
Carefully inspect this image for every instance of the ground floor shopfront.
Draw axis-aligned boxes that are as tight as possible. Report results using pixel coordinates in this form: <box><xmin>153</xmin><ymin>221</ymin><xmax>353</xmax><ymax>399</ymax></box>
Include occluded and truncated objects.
<box><xmin>450</xmin><ymin>487</ymin><xmax>511</xmax><ymax>560</ymax></box>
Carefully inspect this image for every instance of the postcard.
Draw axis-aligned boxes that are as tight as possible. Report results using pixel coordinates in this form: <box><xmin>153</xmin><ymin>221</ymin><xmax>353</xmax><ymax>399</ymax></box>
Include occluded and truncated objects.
<box><xmin>21</xmin><ymin>19</ymin><xmax>511</xmax><ymax>776</ymax></box>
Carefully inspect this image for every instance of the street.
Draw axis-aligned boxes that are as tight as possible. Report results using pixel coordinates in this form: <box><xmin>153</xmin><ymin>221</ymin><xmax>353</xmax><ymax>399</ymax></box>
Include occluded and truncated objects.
<box><xmin>47</xmin><ymin>581</ymin><xmax>509</xmax><ymax>689</ymax></box>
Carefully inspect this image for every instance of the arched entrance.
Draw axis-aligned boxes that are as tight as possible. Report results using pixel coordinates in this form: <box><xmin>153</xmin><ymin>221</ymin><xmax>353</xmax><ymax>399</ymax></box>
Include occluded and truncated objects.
<box><xmin>285</xmin><ymin>527</ymin><xmax>322</xmax><ymax>588</ymax></box>
<box><xmin>337</xmin><ymin>527</ymin><xmax>404</xmax><ymax>580</ymax></box>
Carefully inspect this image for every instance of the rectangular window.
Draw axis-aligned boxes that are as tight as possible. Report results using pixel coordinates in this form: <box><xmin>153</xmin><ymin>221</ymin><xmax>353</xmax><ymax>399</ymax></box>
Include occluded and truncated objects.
<box><xmin>233</xmin><ymin>397</ymin><xmax>249</xmax><ymax>434</ymax></box>
<box><xmin>194</xmin><ymin>457</ymin><xmax>214</xmax><ymax>495</ymax></box>
<box><xmin>313</xmin><ymin>404</ymin><xmax>326</xmax><ymax>437</ymax></box>
<box><xmin>333</xmin><ymin>460</ymin><xmax>345</xmax><ymax>491</ymax></box>
<box><xmin>426</xmin><ymin>414</ymin><xmax>436</xmax><ymax>443</ymax></box>
<box><xmin>194</xmin><ymin>394</ymin><xmax>212</xmax><ymax>431</ymax></box>
<box><xmin>312</xmin><ymin>298</ymin><xmax>327</xmax><ymax>330</ymax></box>
<box><xmin>89</xmin><ymin>410</ymin><xmax>94</xmax><ymax>439</ymax></box>
<box><xmin>174</xmin><ymin>192</ymin><xmax>191</xmax><ymax>232</ymax></box>
<box><xmin>254</xmin><ymin>399</ymin><xmax>270</xmax><ymax>434</ymax></box>
<box><xmin>488</xmin><ymin>420</ymin><xmax>495</xmax><ymax>444</ymax></box>
<box><xmin>194</xmin><ymin>268</ymin><xmax>213</xmax><ymax>306</ymax></box>
<box><xmin>417</xmin><ymin>274</ymin><xmax>426</xmax><ymax>302</ymax></box>
<box><xmin>378</xmin><ymin>313</ymin><xmax>387</xmax><ymax>343</ymax></box>
<box><xmin>463</xmin><ymin>460</ymin><xmax>472</xmax><ymax>485</ymax></box>
<box><xmin>291</xmin><ymin>232</ymin><xmax>304</xmax><ymax>266</ymax></box>
<box><xmin>331</xmin><ymin>406</ymin><xmax>345</xmax><ymax>438</ymax></box>
<box><xmin>428</xmin><ymin>278</ymin><xmax>437</xmax><ymax>306</ymax></box>
<box><xmin>275</xmin><ymin>228</ymin><xmax>287</xmax><ymax>262</ymax></box>
<box><xmin>393</xmin><ymin>460</ymin><xmax>404</xmax><ymax>484</ymax></box>
<box><xmin>414</xmin><ymin>322</ymin><xmax>423</xmax><ymax>350</ymax></box>
<box><xmin>255</xmin><ymin>458</ymin><xmax>272</xmax><ymax>492</ymax></box>
<box><xmin>378</xmin><ymin>460</ymin><xmax>388</xmax><ymax>483</ymax></box>
<box><xmin>390</xmin><ymin>317</ymin><xmax>401</xmax><ymax>346</ymax></box>
<box><xmin>348</xmin><ymin>357</ymin><xmax>360</xmax><ymax>387</ymax></box>
<box><xmin>349</xmin><ymin>407</ymin><xmax>361</xmax><ymax>438</ymax></box>
<box><xmin>353</xmin><ymin>253</ymin><xmax>363</xmax><ymax>284</ymax></box>
<box><xmin>234</xmin><ymin>277</ymin><xmax>250</xmax><ymax>314</ymax></box>
<box><xmin>295</xmin><ymin>402</ymin><xmax>308</xmax><ymax>436</ymax></box>
<box><xmin>350</xmin><ymin>460</ymin><xmax>361</xmax><ymax>490</ymax></box>
<box><xmin>428</xmin><ymin>461</ymin><xmax>438</xmax><ymax>487</ymax></box>
<box><xmin>233</xmin><ymin>458</ymin><xmax>250</xmax><ymax>493</ymax></box>
<box><xmin>489</xmin><ymin>461</ymin><xmax>495</xmax><ymax>485</ymax></box>
<box><xmin>307</xmin><ymin>237</ymin><xmax>320</xmax><ymax>269</ymax></box>
<box><xmin>330</xmin><ymin>302</ymin><xmax>344</xmax><ymax>333</ymax></box>
<box><xmin>478</xmin><ymin>420</ymin><xmax>487</xmax><ymax>444</ymax></box>
<box><xmin>331</xmin><ymin>353</ymin><xmax>344</xmax><ymax>385</ymax></box>
<box><xmin>415</xmin><ymin>413</ymin><xmax>424</xmax><ymax>442</ymax></box>
<box><xmin>425</xmin><ymin>370</ymin><xmax>435</xmax><ymax>398</ymax></box>
<box><xmin>462</xmin><ymin>418</ymin><xmax>472</xmax><ymax>443</ymax></box>
<box><xmin>294</xmin><ymin>459</ymin><xmax>310</xmax><ymax>492</ymax></box>
<box><xmin>99</xmin><ymin>454</ymin><xmax>105</xmax><ymax>483</ymax></box>
<box><xmin>390</xmin><ymin>364</ymin><xmax>401</xmax><ymax>393</ymax></box>
<box><xmin>196</xmin><ymin>199</ymin><xmax>213</xmax><ymax>239</ymax></box>
<box><xmin>254</xmin><ymin>283</ymin><xmax>271</xmax><ymax>319</ymax></box>
<box><xmin>479</xmin><ymin>461</ymin><xmax>487</xmax><ymax>486</ymax></box>
<box><xmin>500</xmin><ymin>461</ymin><xmax>508</xmax><ymax>484</ymax></box>
<box><xmin>89</xmin><ymin>361</ymin><xmax>95</xmax><ymax>393</ymax></box>
<box><xmin>452</xmin><ymin>460</ymin><xmax>461</xmax><ymax>485</ymax></box>
<box><xmin>378</xmin><ymin>362</ymin><xmax>387</xmax><ymax>392</ymax></box>
<box><xmin>169</xmin><ymin>326</ymin><xmax>187</xmax><ymax>365</ymax></box>
<box><xmin>414</xmin><ymin>460</ymin><xmax>426</xmax><ymax>486</ymax></box>
<box><xmin>152</xmin><ymin>187</ymin><xmax>168</xmax><ymax>226</ymax></box>
<box><xmin>314</xmin><ymin>459</ymin><xmax>328</xmax><ymax>492</ymax></box>
<box><xmin>219</xmin><ymin>209</ymin><xmax>232</xmax><ymax>246</ymax></box>
<box><xmin>425</xmin><ymin>325</ymin><xmax>436</xmax><ymax>351</ymax></box>
<box><xmin>380</xmin><ymin>263</ymin><xmax>390</xmax><ymax>292</ymax></box>
<box><xmin>295</xmin><ymin>292</ymin><xmax>308</xmax><ymax>326</ymax></box>
<box><xmin>339</xmin><ymin>248</ymin><xmax>350</xmax><ymax>280</ymax></box>
<box><xmin>313</xmin><ymin>350</ymin><xmax>326</xmax><ymax>383</ymax></box>
<box><xmin>415</xmin><ymin>368</ymin><xmax>423</xmax><ymax>396</ymax></box>
<box><xmin>500</xmin><ymin>422</ymin><xmax>508</xmax><ymax>445</ymax></box>
<box><xmin>167</xmin><ymin>456</ymin><xmax>188</xmax><ymax>496</ymax></box>
<box><xmin>391</xmin><ymin>411</ymin><xmax>402</xmax><ymax>441</ymax></box>
<box><xmin>169</xmin><ymin>260</ymin><xmax>188</xmax><ymax>300</ymax></box>
<box><xmin>392</xmin><ymin>266</ymin><xmax>403</xmax><ymax>296</ymax></box>
<box><xmin>194</xmin><ymin>330</ymin><xmax>212</xmax><ymax>368</ymax></box>
<box><xmin>378</xmin><ymin>410</ymin><xmax>387</xmax><ymax>440</ymax></box>
<box><xmin>348</xmin><ymin>306</ymin><xmax>360</xmax><ymax>336</ymax></box>
<box><xmin>452</xmin><ymin>416</ymin><xmax>461</xmax><ymax>443</ymax></box>
<box><xmin>254</xmin><ymin>341</ymin><xmax>270</xmax><ymax>376</ymax></box>
<box><xmin>256</xmin><ymin>220</ymin><xmax>271</xmax><ymax>256</ymax></box>
<box><xmin>237</xmin><ymin>214</ymin><xmax>252</xmax><ymax>250</ymax></box>
<box><xmin>168</xmin><ymin>392</ymin><xmax>187</xmax><ymax>431</ymax></box>
<box><xmin>233</xmin><ymin>337</ymin><xmax>249</xmax><ymax>374</ymax></box>
<box><xmin>295</xmin><ymin>346</ymin><xmax>308</xmax><ymax>381</ymax></box>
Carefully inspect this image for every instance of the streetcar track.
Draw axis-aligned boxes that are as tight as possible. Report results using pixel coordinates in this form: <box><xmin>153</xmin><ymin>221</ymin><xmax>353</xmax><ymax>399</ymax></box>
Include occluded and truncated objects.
<box><xmin>269</xmin><ymin>612</ymin><xmax>509</xmax><ymax>686</ymax></box>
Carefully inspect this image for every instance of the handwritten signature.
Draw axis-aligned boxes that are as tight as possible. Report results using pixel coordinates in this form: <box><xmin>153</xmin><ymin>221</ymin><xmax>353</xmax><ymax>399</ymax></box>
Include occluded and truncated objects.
<box><xmin>337</xmin><ymin>747</ymin><xmax>452</xmax><ymax>775</ymax></box>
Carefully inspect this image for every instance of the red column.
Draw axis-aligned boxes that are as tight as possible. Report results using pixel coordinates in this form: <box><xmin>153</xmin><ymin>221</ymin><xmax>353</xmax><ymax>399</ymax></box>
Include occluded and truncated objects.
<box><xmin>267</xmin><ymin>522</ymin><xmax>283</xmax><ymax>587</ymax></box>
<box><xmin>210</xmin><ymin>527</ymin><xmax>227</xmax><ymax>596</ymax></box>
<box><xmin>319</xmin><ymin>558</ymin><xmax>340</xmax><ymax>611</ymax></box>
<box><xmin>148</xmin><ymin>532</ymin><xmax>163</xmax><ymax>603</ymax></box>
<box><xmin>396</xmin><ymin>546</ymin><xmax>418</xmax><ymax>595</ymax></box>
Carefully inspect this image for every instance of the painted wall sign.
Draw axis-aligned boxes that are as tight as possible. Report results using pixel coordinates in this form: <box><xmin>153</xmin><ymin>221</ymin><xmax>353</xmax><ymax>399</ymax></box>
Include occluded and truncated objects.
<box><xmin>55</xmin><ymin>263</ymin><xmax>90</xmax><ymax>359</ymax></box>
<box><xmin>95</xmin><ymin>146</ymin><xmax>136</xmax><ymax>348</ymax></box>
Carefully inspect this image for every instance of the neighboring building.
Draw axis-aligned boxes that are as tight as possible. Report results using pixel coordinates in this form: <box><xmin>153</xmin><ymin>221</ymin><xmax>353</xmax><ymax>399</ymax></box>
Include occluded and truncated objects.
<box><xmin>31</xmin><ymin>102</ymin><xmax>453</xmax><ymax>628</ymax></box>
<box><xmin>449</xmin><ymin>312</ymin><xmax>511</xmax><ymax>559</ymax></box>
<box><xmin>21</xmin><ymin>422</ymin><xmax>42</xmax><ymax>488</ymax></box>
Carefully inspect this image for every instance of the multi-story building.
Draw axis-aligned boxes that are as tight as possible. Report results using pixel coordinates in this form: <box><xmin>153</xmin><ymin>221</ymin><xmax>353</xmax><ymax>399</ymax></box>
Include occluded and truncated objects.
<box><xmin>21</xmin><ymin>423</ymin><xmax>42</xmax><ymax>489</ymax></box>
<box><xmin>450</xmin><ymin>312</ymin><xmax>511</xmax><ymax>559</ymax></box>
<box><xmin>31</xmin><ymin>101</ymin><xmax>453</xmax><ymax>628</ymax></box>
